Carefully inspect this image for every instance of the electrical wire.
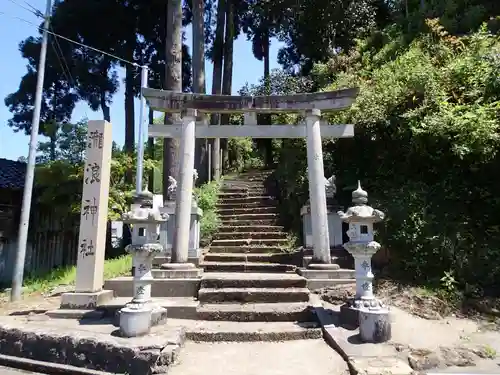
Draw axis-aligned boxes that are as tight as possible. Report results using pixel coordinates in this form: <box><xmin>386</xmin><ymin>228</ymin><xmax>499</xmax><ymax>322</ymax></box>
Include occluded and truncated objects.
<box><xmin>0</xmin><ymin>10</ymin><xmax>139</xmax><ymax>67</ymax></box>
<box><xmin>6</xmin><ymin>0</ymin><xmax>41</xmax><ymax>17</ymax></box>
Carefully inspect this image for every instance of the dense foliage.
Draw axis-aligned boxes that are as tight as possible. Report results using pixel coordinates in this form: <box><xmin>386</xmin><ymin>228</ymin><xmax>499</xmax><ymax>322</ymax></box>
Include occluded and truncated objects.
<box><xmin>272</xmin><ymin>21</ymin><xmax>500</xmax><ymax>294</ymax></box>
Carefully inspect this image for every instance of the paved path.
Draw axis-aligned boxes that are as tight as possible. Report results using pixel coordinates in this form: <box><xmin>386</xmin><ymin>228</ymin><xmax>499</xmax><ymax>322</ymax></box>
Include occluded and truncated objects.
<box><xmin>169</xmin><ymin>339</ymin><xmax>349</xmax><ymax>375</ymax></box>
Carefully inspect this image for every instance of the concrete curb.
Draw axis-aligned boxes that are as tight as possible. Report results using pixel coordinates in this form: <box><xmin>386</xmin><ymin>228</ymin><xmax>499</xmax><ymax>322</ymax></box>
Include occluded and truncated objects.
<box><xmin>311</xmin><ymin>295</ymin><xmax>415</xmax><ymax>375</ymax></box>
<box><xmin>0</xmin><ymin>354</ymin><xmax>113</xmax><ymax>375</ymax></box>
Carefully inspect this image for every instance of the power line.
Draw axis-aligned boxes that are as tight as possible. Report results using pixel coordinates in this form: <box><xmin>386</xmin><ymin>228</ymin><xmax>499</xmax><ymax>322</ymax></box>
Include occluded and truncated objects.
<box><xmin>50</xmin><ymin>24</ymin><xmax>75</xmax><ymax>85</ymax></box>
<box><xmin>6</xmin><ymin>0</ymin><xmax>41</xmax><ymax>17</ymax></box>
<box><xmin>21</xmin><ymin>0</ymin><xmax>43</xmax><ymax>16</ymax></box>
<box><xmin>0</xmin><ymin>10</ymin><xmax>139</xmax><ymax>67</ymax></box>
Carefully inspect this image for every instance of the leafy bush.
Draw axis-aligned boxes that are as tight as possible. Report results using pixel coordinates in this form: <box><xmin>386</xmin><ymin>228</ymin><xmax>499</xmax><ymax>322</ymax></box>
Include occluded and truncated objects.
<box><xmin>273</xmin><ymin>23</ymin><xmax>500</xmax><ymax>294</ymax></box>
<box><xmin>195</xmin><ymin>180</ymin><xmax>221</xmax><ymax>245</ymax></box>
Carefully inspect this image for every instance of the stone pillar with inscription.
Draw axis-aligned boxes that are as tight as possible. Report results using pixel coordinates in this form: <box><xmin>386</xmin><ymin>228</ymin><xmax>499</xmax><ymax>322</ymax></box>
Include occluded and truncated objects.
<box><xmin>60</xmin><ymin>120</ymin><xmax>114</xmax><ymax>310</ymax></box>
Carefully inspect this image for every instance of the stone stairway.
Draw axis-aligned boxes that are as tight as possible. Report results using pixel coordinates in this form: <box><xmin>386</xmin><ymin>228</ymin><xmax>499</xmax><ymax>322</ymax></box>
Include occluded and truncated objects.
<box><xmin>202</xmin><ymin>170</ymin><xmax>293</xmax><ymax>273</ymax></box>
<box><xmin>197</xmin><ymin>170</ymin><xmax>314</xmax><ymax>324</ymax></box>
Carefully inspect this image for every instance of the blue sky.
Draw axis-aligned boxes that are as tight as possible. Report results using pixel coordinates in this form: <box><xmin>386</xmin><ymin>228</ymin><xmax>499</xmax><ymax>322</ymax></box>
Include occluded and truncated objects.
<box><xmin>0</xmin><ymin>0</ymin><xmax>284</xmax><ymax>161</ymax></box>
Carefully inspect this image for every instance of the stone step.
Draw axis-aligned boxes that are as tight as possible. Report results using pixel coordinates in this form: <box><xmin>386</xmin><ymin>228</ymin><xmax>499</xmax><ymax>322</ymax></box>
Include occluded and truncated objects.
<box><xmin>221</xmin><ymin>219</ymin><xmax>279</xmax><ymax>226</ymax></box>
<box><xmin>197</xmin><ymin>302</ymin><xmax>313</xmax><ymax>322</ymax></box>
<box><xmin>223</xmin><ymin>181</ymin><xmax>266</xmax><ymax>186</ymax></box>
<box><xmin>152</xmin><ymin>255</ymin><xmax>201</xmax><ymax>266</ymax></box>
<box><xmin>211</xmin><ymin>238</ymin><xmax>288</xmax><ymax>247</ymax></box>
<box><xmin>220</xmin><ymin>187</ymin><xmax>248</xmax><ymax>194</ymax></box>
<box><xmin>203</xmin><ymin>253</ymin><xmax>292</xmax><ymax>263</ymax></box>
<box><xmin>200</xmin><ymin>272</ymin><xmax>307</xmax><ymax>289</ymax></box>
<box><xmin>202</xmin><ymin>261</ymin><xmax>296</xmax><ymax>273</ymax></box>
<box><xmin>217</xmin><ymin>201</ymin><xmax>275</xmax><ymax>209</ymax></box>
<box><xmin>218</xmin><ymin>225</ymin><xmax>285</xmax><ymax>233</ymax></box>
<box><xmin>220</xmin><ymin>196</ymin><xmax>274</xmax><ymax>204</ymax></box>
<box><xmin>218</xmin><ymin>207</ymin><xmax>277</xmax><ymax>215</ymax></box>
<box><xmin>218</xmin><ymin>192</ymin><xmax>248</xmax><ymax>199</ymax></box>
<box><xmin>208</xmin><ymin>245</ymin><xmax>286</xmax><ymax>254</ymax></box>
<box><xmin>198</xmin><ymin>287</ymin><xmax>310</xmax><ymax>303</ymax></box>
<box><xmin>168</xmin><ymin>320</ymin><xmax>322</xmax><ymax>342</ymax></box>
<box><xmin>306</xmin><ymin>279</ymin><xmax>356</xmax><ymax>290</ymax></box>
<box><xmin>104</xmin><ymin>276</ymin><xmax>200</xmax><ymax>297</ymax></box>
<box><xmin>214</xmin><ymin>231</ymin><xmax>288</xmax><ymax>241</ymax></box>
<box><xmin>299</xmin><ymin>268</ymin><xmax>356</xmax><ymax>279</ymax></box>
<box><xmin>97</xmin><ymin>297</ymin><xmax>199</xmax><ymax>320</ymax></box>
<box><xmin>151</xmin><ymin>268</ymin><xmax>204</xmax><ymax>279</ymax></box>
<box><xmin>221</xmin><ymin>212</ymin><xmax>279</xmax><ymax>221</ymax></box>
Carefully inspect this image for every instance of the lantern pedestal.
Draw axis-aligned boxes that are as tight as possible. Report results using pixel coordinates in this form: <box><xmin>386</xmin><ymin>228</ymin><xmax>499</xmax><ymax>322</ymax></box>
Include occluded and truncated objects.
<box><xmin>359</xmin><ymin>306</ymin><xmax>391</xmax><ymax>343</ymax></box>
<box><xmin>119</xmin><ymin>244</ymin><xmax>168</xmax><ymax>337</ymax></box>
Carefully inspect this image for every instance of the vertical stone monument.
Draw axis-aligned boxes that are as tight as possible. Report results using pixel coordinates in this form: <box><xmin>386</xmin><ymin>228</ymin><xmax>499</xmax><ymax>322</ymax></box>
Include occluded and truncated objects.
<box><xmin>301</xmin><ymin>174</ymin><xmax>344</xmax><ymax>266</ymax></box>
<box><xmin>337</xmin><ymin>181</ymin><xmax>391</xmax><ymax>343</ymax></box>
<box><xmin>158</xmin><ymin>169</ymin><xmax>203</xmax><ymax>268</ymax></box>
<box><xmin>60</xmin><ymin>120</ymin><xmax>114</xmax><ymax>310</ymax></box>
<box><xmin>119</xmin><ymin>190</ymin><xmax>169</xmax><ymax>337</ymax></box>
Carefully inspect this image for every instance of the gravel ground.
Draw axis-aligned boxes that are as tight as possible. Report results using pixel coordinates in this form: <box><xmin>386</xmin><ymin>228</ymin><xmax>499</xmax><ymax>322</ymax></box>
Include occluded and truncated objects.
<box><xmin>169</xmin><ymin>339</ymin><xmax>350</xmax><ymax>375</ymax></box>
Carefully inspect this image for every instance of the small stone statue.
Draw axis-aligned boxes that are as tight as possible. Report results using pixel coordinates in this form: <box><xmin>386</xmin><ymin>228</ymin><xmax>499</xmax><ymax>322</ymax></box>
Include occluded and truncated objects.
<box><xmin>193</xmin><ymin>169</ymin><xmax>198</xmax><ymax>185</ymax></box>
<box><xmin>324</xmin><ymin>175</ymin><xmax>337</xmax><ymax>199</ymax></box>
<box><xmin>167</xmin><ymin>176</ymin><xmax>177</xmax><ymax>201</ymax></box>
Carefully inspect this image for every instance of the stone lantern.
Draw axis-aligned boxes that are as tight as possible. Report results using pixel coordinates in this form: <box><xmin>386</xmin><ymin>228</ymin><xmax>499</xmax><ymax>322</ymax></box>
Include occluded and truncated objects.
<box><xmin>119</xmin><ymin>190</ymin><xmax>169</xmax><ymax>337</ymax></box>
<box><xmin>159</xmin><ymin>169</ymin><xmax>203</xmax><ymax>265</ymax></box>
<box><xmin>337</xmin><ymin>181</ymin><xmax>391</xmax><ymax>343</ymax></box>
<box><xmin>300</xmin><ymin>174</ymin><xmax>343</xmax><ymax>266</ymax></box>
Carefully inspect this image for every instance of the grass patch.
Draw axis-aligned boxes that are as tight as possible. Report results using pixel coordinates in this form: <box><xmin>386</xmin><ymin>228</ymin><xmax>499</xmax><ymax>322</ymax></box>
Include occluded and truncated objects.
<box><xmin>1</xmin><ymin>255</ymin><xmax>132</xmax><ymax>298</ymax></box>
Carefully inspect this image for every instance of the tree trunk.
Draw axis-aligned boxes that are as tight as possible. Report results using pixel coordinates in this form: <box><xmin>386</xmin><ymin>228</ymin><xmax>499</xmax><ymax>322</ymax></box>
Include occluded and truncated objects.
<box><xmin>211</xmin><ymin>0</ymin><xmax>226</xmax><ymax>180</ymax></box>
<box><xmin>148</xmin><ymin>108</ymin><xmax>155</xmax><ymax>192</ymax></box>
<box><xmin>124</xmin><ymin>63</ymin><xmax>135</xmax><ymax>184</ymax></box>
<box><xmin>49</xmin><ymin>133</ymin><xmax>57</xmax><ymax>161</ymax></box>
<box><xmin>163</xmin><ymin>0</ymin><xmax>182</xmax><ymax>202</ymax></box>
<box><xmin>220</xmin><ymin>0</ymin><xmax>234</xmax><ymax>172</ymax></box>
<box><xmin>100</xmin><ymin>91</ymin><xmax>111</xmax><ymax>122</ymax></box>
<box><xmin>193</xmin><ymin>0</ymin><xmax>207</xmax><ymax>184</ymax></box>
<box><xmin>262</xmin><ymin>26</ymin><xmax>274</xmax><ymax>168</ymax></box>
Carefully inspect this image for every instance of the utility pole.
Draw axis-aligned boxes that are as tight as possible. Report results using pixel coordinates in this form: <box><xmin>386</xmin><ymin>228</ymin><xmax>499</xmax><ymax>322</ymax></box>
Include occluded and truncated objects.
<box><xmin>11</xmin><ymin>0</ymin><xmax>52</xmax><ymax>302</ymax></box>
<box><xmin>135</xmin><ymin>65</ymin><xmax>149</xmax><ymax>194</ymax></box>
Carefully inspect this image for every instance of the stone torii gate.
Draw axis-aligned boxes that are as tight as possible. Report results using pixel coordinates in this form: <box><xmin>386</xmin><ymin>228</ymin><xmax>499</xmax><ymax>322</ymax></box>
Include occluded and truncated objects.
<box><xmin>143</xmin><ymin>88</ymin><xmax>358</xmax><ymax>269</ymax></box>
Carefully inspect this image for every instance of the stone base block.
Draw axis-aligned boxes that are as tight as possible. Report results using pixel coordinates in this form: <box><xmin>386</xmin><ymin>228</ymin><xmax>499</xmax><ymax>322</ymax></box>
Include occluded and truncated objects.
<box><xmin>160</xmin><ymin>262</ymin><xmax>197</xmax><ymax>270</ymax></box>
<box><xmin>153</xmin><ymin>265</ymin><xmax>203</xmax><ymax>279</ymax></box>
<box><xmin>60</xmin><ymin>290</ymin><xmax>114</xmax><ymax>310</ymax></box>
<box><xmin>104</xmin><ymin>277</ymin><xmax>200</xmax><ymax>297</ymax></box>
<box><xmin>119</xmin><ymin>303</ymin><xmax>168</xmax><ymax>337</ymax></box>
<box><xmin>119</xmin><ymin>305</ymin><xmax>153</xmax><ymax>337</ymax></box>
<box><xmin>153</xmin><ymin>255</ymin><xmax>200</xmax><ymax>267</ymax></box>
<box><xmin>359</xmin><ymin>307</ymin><xmax>391</xmax><ymax>343</ymax></box>
<box><xmin>340</xmin><ymin>303</ymin><xmax>360</xmax><ymax>328</ymax></box>
<box><xmin>45</xmin><ymin>309</ymin><xmax>104</xmax><ymax>320</ymax></box>
<box><xmin>113</xmin><ymin>303</ymin><xmax>167</xmax><ymax>337</ymax></box>
<box><xmin>298</xmin><ymin>267</ymin><xmax>354</xmax><ymax>280</ymax></box>
<box><xmin>306</xmin><ymin>279</ymin><xmax>356</xmax><ymax>291</ymax></box>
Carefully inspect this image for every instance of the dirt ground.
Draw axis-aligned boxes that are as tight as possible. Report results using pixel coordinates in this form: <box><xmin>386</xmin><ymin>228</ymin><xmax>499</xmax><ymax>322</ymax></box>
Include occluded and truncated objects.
<box><xmin>318</xmin><ymin>280</ymin><xmax>500</xmax><ymax>373</ymax></box>
<box><xmin>319</xmin><ymin>279</ymin><xmax>500</xmax><ymax>325</ymax></box>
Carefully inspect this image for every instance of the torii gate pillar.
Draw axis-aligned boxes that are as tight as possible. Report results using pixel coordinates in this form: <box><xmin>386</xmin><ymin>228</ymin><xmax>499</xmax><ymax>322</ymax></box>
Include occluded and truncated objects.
<box><xmin>306</xmin><ymin>109</ymin><xmax>331</xmax><ymax>264</ymax></box>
